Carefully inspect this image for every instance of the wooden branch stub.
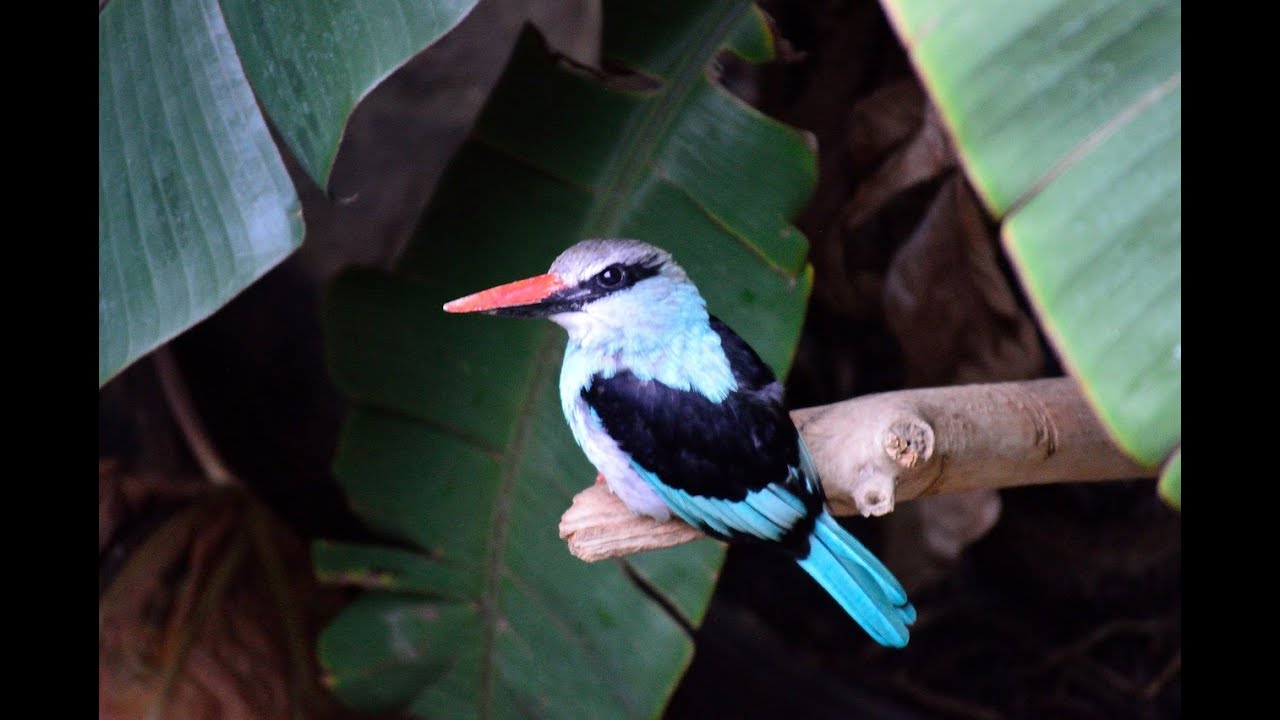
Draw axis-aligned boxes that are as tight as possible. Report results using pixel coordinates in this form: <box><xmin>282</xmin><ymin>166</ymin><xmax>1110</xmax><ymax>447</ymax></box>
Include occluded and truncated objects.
<box><xmin>558</xmin><ymin>487</ymin><xmax>703</xmax><ymax>562</ymax></box>
<box><xmin>559</xmin><ymin>377</ymin><xmax>1155</xmax><ymax>562</ymax></box>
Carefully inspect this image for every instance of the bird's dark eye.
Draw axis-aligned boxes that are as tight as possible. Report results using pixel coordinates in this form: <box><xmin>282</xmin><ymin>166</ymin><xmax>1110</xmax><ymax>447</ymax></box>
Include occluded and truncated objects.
<box><xmin>596</xmin><ymin>264</ymin><xmax>625</xmax><ymax>288</ymax></box>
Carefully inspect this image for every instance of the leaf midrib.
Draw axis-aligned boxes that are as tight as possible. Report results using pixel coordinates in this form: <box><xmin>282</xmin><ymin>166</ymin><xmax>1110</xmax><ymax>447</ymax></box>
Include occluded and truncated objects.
<box><xmin>583</xmin><ymin>0</ymin><xmax>750</xmax><ymax>236</ymax></box>
<box><xmin>504</xmin><ymin>565</ymin><xmax>641</xmax><ymax>714</ymax></box>
<box><xmin>473</xmin><ymin>7</ymin><xmax>757</xmax><ymax>714</ymax></box>
<box><xmin>478</xmin><ymin>328</ymin><xmax>563</xmax><ymax>719</ymax></box>
<box><xmin>1003</xmin><ymin>70</ymin><xmax>1181</xmax><ymax>218</ymax></box>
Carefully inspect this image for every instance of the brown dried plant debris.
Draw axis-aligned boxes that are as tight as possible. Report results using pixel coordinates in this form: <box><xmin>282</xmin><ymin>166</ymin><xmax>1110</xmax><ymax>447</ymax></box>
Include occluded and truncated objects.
<box><xmin>883</xmin><ymin>175</ymin><xmax>1045</xmax><ymax>388</ymax></box>
<box><xmin>843</xmin><ymin>78</ymin><xmax>954</xmax><ymax>227</ymax></box>
<box><xmin>99</xmin><ymin>464</ymin><xmax>345</xmax><ymax>720</ymax></box>
<box><xmin>809</xmin><ymin>77</ymin><xmax>959</xmax><ymax>318</ymax></box>
<box><xmin>805</xmin><ymin>78</ymin><xmax>1045</xmax><ymax>588</ymax></box>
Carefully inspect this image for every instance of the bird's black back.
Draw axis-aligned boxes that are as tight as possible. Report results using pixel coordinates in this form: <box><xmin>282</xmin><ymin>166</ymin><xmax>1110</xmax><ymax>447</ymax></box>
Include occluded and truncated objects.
<box><xmin>582</xmin><ymin>317</ymin><xmax>824</xmax><ymax>549</ymax></box>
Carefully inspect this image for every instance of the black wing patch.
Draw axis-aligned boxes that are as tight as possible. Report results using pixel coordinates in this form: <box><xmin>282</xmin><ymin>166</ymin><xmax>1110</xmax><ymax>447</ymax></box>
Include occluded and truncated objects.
<box><xmin>581</xmin><ymin>317</ymin><xmax>824</xmax><ymax>549</ymax></box>
<box><xmin>709</xmin><ymin>316</ymin><xmax>781</xmax><ymax>399</ymax></box>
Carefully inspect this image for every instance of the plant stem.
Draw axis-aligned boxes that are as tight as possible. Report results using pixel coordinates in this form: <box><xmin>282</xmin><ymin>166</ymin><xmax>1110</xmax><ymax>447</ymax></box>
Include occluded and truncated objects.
<box><xmin>153</xmin><ymin>345</ymin><xmax>238</xmax><ymax>486</ymax></box>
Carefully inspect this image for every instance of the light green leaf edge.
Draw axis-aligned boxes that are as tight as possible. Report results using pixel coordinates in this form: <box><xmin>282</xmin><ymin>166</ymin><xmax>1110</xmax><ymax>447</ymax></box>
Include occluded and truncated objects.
<box><xmin>880</xmin><ymin>0</ymin><xmax>1180</xmax><ymax>487</ymax></box>
<box><xmin>99</xmin><ymin>0</ymin><xmax>302</xmax><ymax>386</ymax></box>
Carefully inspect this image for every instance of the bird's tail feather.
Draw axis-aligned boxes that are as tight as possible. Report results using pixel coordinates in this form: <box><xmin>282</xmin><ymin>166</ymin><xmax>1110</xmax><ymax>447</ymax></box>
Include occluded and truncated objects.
<box><xmin>796</xmin><ymin>511</ymin><xmax>916</xmax><ymax>647</ymax></box>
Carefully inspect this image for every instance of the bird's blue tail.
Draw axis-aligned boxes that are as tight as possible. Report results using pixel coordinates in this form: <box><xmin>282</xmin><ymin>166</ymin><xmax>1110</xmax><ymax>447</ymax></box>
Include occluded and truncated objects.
<box><xmin>795</xmin><ymin>511</ymin><xmax>916</xmax><ymax>647</ymax></box>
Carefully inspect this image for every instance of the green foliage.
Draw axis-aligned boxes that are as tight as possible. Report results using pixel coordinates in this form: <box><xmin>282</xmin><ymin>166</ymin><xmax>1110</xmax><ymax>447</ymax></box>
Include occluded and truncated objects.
<box><xmin>318</xmin><ymin>1</ymin><xmax>815</xmax><ymax>715</ymax></box>
<box><xmin>881</xmin><ymin>0</ymin><xmax>1181</xmax><ymax>504</ymax></box>
<box><xmin>99</xmin><ymin>0</ymin><xmax>300</xmax><ymax>386</ymax></box>
<box><xmin>98</xmin><ymin>0</ymin><xmax>478</xmax><ymax>386</ymax></box>
<box><xmin>218</xmin><ymin>0</ymin><xmax>478</xmax><ymax>186</ymax></box>
<box><xmin>1159</xmin><ymin>448</ymin><xmax>1180</xmax><ymax>509</ymax></box>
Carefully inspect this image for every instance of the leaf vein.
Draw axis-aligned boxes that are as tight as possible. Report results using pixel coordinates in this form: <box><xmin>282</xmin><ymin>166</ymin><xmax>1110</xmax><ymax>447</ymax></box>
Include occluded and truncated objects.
<box><xmin>480</xmin><ymin>327</ymin><xmax>561</xmax><ymax>719</ymax></box>
<box><xmin>1006</xmin><ymin>70</ymin><xmax>1180</xmax><ymax>217</ymax></box>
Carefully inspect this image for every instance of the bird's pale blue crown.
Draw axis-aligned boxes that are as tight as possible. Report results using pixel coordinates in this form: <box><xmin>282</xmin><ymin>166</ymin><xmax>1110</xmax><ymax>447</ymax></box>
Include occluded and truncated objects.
<box><xmin>445</xmin><ymin>238</ymin><xmax>737</xmax><ymax>402</ymax></box>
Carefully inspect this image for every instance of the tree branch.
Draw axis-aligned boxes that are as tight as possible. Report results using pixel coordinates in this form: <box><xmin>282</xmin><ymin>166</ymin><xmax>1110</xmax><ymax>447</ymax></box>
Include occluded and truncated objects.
<box><xmin>559</xmin><ymin>377</ymin><xmax>1153</xmax><ymax>561</ymax></box>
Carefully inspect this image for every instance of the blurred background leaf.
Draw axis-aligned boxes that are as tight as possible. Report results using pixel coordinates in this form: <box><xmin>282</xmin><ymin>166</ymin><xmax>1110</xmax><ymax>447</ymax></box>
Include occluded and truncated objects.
<box><xmin>98</xmin><ymin>0</ymin><xmax>479</xmax><ymax>386</ymax></box>
<box><xmin>879</xmin><ymin>0</ymin><xmax>1181</xmax><ymax>505</ymax></box>
<box><xmin>318</xmin><ymin>0</ymin><xmax>816</xmax><ymax>715</ymax></box>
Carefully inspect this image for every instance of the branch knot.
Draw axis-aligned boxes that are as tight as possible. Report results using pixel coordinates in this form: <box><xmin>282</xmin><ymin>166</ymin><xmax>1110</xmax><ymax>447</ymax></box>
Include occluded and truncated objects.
<box><xmin>883</xmin><ymin>417</ymin><xmax>934</xmax><ymax>468</ymax></box>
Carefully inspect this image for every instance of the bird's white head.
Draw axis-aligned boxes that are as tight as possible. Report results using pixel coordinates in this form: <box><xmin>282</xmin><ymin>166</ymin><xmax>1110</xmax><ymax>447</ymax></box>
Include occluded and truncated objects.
<box><xmin>442</xmin><ymin>238</ymin><xmax>708</xmax><ymax>350</ymax></box>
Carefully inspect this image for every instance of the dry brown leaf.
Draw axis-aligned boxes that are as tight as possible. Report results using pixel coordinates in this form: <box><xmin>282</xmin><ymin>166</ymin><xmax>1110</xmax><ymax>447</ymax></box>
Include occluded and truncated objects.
<box><xmin>99</xmin><ymin>470</ymin><xmax>339</xmax><ymax>720</ymax></box>
<box><xmin>808</xmin><ymin>77</ymin><xmax>957</xmax><ymax>319</ymax></box>
<box><xmin>844</xmin><ymin>82</ymin><xmax>956</xmax><ymax>230</ymax></box>
<box><xmin>917</xmin><ymin>491</ymin><xmax>1004</xmax><ymax>560</ymax></box>
<box><xmin>818</xmin><ymin>86</ymin><xmax>1046</xmax><ymax>585</ymax></box>
<box><xmin>882</xmin><ymin>488</ymin><xmax>1005</xmax><ymax>592</ymax></box>
<box><xmin>877</xmin><ymin>176</ymin><xmax>1047</xmax><ymax>587</ymax></box>
<box><xmin>845</xmin><ymin>78</ymin><xmax>929</xmax><ymax>182</ymax></box>
<box><xmin>99</xmin><ymin>461</ymin><xmax>206</xmax><ymax>556</ymax></box>
<box><xmin>882</xmin><ymin>175</ymin><xmax>1044</xmax><ymax>386</ymax></box>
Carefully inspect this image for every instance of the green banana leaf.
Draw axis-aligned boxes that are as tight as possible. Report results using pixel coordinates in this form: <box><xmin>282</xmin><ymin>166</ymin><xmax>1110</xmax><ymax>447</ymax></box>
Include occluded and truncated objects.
<box><xmin>98</xmin><ymin>0</ymin><xmax>478</xmax><ymax>386</ymax></box>
<box><xmin>880</xmin><ymin>0</ymin><xmax>1181</xmax><ymax>506</ymax></box>
<box><xmin>318</xmin><ymin>0</ymin><xmax>815</xmax><ymax>715</ymax></box>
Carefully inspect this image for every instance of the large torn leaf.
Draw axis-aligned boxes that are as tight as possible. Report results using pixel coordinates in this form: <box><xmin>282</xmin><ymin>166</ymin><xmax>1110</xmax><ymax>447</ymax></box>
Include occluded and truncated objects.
<box><xmin>881</xmin><ymin>0</ymin><xmax>1181</xmax><ymax>498</ymax></box>
<box><xmin>319</xmin><ymin>1</ymin><xmax>815</xmax><ymax>716</ymax></box>
<box><xmin>98</xmin><ymin>0</ymin><xmax>478</xmax><ymax>386</ymax></box>
<box><xmin>218</xmin><ymin>0</ymin><xmax>478</xmax><ymax>187</ymax></box>
<box><xmin>99</xmin><ymin>0</ymin><xmax>301</xmax><ymax>386</ymax></box>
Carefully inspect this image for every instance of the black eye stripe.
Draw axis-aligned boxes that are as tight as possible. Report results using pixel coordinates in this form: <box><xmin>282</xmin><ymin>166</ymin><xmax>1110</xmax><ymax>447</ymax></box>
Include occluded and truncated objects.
<box><xmin>543</xmin><ymin>256</ymin><xmax>665</xmax><ymax>312</ymax></box>
<box><xmin>597</xmin><ymin>258</ymin><xmax>661</xmax><ymax>289</ymax></box>
<box><xmin>596</xmin><ymin>264</ymin><xmax>625</xmax><ymax>288</ymax></box>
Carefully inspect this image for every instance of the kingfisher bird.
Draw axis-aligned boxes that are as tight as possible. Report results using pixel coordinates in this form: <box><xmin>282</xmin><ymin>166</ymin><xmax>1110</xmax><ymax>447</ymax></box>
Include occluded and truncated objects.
<box><xmin>443</xmin><ymin>238</ymin><xmax>915</xmax><ymax>647</ymax></box>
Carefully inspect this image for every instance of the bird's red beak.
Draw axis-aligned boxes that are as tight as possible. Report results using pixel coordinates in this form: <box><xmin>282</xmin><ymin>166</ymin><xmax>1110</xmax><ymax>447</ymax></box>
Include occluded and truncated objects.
<box><xmin>442</xmin><ymin>272</ymin><xmax>570</xmax><ymax>314</ymax></box>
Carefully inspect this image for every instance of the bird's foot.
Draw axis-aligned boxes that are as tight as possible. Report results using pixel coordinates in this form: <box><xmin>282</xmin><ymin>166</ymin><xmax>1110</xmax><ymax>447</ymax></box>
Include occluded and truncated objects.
<box><xmin>594</xmin><ymin>473</ymin><xmax>606</xmax><ymax>486</ymax></box>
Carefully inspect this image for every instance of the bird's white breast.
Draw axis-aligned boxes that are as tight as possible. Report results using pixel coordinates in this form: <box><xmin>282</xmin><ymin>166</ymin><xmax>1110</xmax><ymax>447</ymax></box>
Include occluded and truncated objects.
<box><xmin>565</xmin><ymin>395</ymin><xmax>672</xmax><ymax>520</ymax></box>
<box><xmin>560</xmin><ymin>345</ymin><xmax>671</xmax><ymax>518</ymax></box>
<box><xmin>555</xmin><ymin>304</ymin><xmax>736</xmax><ymax>520</ymax></box>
